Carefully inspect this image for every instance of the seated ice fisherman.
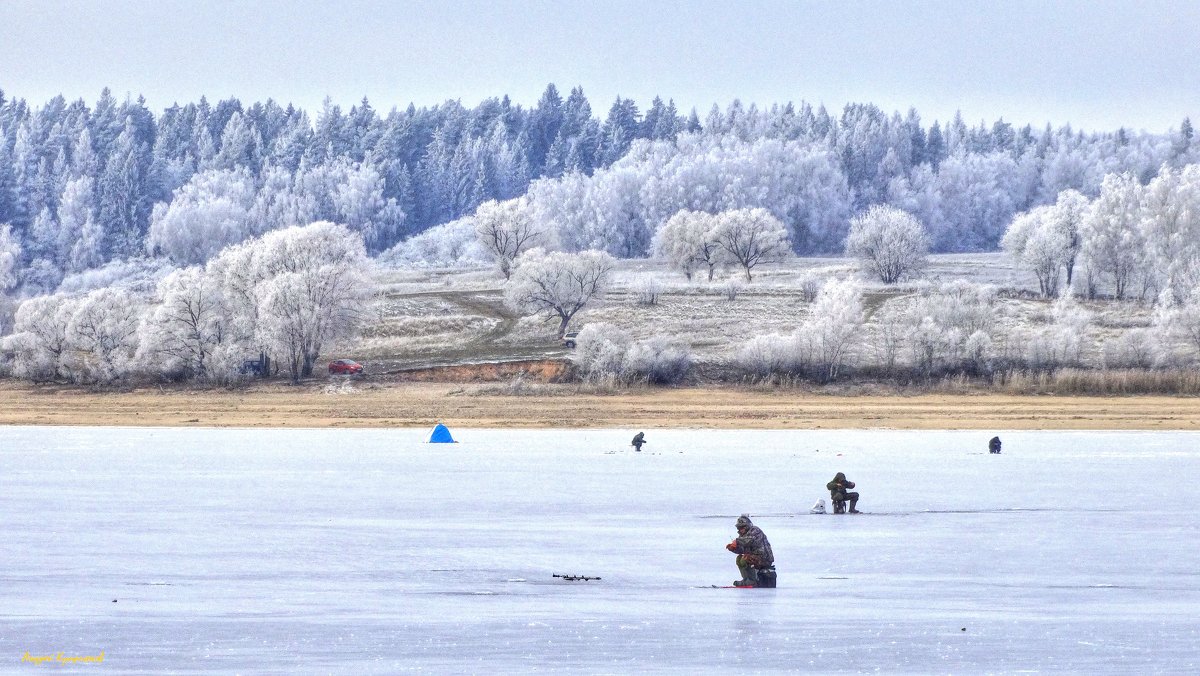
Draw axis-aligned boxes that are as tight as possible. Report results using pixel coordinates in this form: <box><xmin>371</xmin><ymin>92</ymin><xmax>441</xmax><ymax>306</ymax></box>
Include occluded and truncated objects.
<box><xmin>725</xmin><ymin>514</ymin><xmax>776</xmax><ymax>587</ymax></box>
<box><xmin>631</xmin><ymin>432</ymin><xmax>646</xmax><ymax>452</ymax></box>
<box><xmin>826</xmin><ymin>472</ymin><xmax>861</xmax><ymax>514</ymax></box>
<box><xmin>989</xmin><ymin>436</ymin><xmax>1002</xmax><ymax>454</ymax></box>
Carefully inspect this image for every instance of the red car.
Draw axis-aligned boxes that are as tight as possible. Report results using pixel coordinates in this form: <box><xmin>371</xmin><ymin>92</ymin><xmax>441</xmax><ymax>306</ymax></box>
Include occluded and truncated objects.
<box><xmin>328</xmin><ymin>359</ymin><xmax>364</xmax><ymax>375</ymax></box>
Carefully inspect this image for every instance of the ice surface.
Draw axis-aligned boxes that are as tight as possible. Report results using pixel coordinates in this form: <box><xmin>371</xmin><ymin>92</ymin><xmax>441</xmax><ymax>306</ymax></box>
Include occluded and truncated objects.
<box><xmin>2</xmin><ymin>427</ymin><xmax>1198</xmax><ymax>674</ymax></box>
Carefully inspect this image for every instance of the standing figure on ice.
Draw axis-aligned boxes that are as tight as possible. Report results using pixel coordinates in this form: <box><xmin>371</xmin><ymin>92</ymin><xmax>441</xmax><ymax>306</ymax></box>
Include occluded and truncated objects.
<box><xmin>827</xmin><ymin>472</ymin><xmax>861</xmax><ymax>514</ymax></box>
<box><xmin>726</xmin><ymin>514</ymin><xmax>776</xmax><ymax>587</ymax></box>
<box><xmin>631</xmin><ymin>431</ymin><xmax>646</xmax><ymax>452</ymax></box>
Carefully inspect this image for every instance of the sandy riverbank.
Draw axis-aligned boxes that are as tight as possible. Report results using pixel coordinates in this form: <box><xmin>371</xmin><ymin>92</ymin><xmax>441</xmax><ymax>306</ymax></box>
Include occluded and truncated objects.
<box><xmin>1</xmin><ymin>382</ymin><xmax>1198</xmax><ymax>430</ymax></box>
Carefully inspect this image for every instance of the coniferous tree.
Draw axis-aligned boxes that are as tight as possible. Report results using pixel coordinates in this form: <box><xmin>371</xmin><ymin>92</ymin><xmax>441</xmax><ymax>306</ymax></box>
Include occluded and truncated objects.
<box><xmin>269</xmin><ymin>111</ymin><xmax>313</xmax><ymax>173</ymax></box>
<box><xmin>545</xmin><ymin>87</ymin><xmax>596</xmax><ymax>177</ymax></box>
<box><xmin>597</xmin><ymin>97</ymin><xmax>640</xmax><ymax>167</ymax></box>
<box><xmin>347</xmin><ymin>97</ymin><xmax>379</xmax><ymax>162</ymax></box>
<box><xmin>28</xmin><ymin>206</ymin><xmax>58</xmax><ymax>262</ymax></box>
<box><xmin>1176</xmin><ymin>117</ymin><xmax>1194</xmax><ymax>158</ymax></box>
<box><xmin>214</xmin><ymin>111</ymin><xmax>262</xmax><ymax>172</ymax></box>
<box><xmin>527</xmin><ymin>84</ymin><xmax>564</xmax><ymax>177</ymax></box>
<box><xmin>0</xmin><ymin>128</ymin><xmax>18</xmax><ymax>225</ymax></box>
<box><xmin>208</xmin><ymin>98</ymin><xmax>243</xmax><ymax>143</ymax></box>
<box><xmin>11</xmin><ymin>123</ymin><xmax>40</xmax><ymax>230</ymax></box>
<box><xmin>97</xmin><ymin>118</ymin><xmax>150</xmax><ymax>258</ymax></box>
<box><xmin>925</xmin><ymin>122</ymin><xmax>945</xmax><ymax>170</ymax></box>
<box><xmin>89</xmin><ymin>88</ymin><xmax>122</xmax><ymax>168</ymax></box>
<box><xmin>906</xmin><ymin>109</ymin><xmax>926</xmax><ymax>166</ymax></box>
<box><xmin>56</xmin><ymin>175</ymin><xmax>95</xmax><ymax>269</ymax></box>
<box><xmin>642</xmin><ymin>96</ymin><xmax>666</xmax><ymax>139</ymax></box>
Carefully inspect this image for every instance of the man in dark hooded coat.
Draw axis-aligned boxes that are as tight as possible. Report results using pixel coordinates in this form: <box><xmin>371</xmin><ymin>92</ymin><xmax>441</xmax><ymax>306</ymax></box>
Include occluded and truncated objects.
<box><xmin>827</xmin><ymin>472</ymin><xmax>861</xmax><ymax>514</ymax></box>
<box><xmin>726</xmin><ymin>514</ymin><xmax>775</xmax><ymax>587</ymax></box>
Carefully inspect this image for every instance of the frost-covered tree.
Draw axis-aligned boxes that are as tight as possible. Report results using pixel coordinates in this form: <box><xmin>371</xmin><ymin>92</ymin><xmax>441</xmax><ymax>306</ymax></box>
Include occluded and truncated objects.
<box><xmin>1002</xmin><ymin>205</ymin><xmax>1069</xmax><ymax>297</ymax></box>
<box><xmin>378</xmin><ymin>215</ymin><xmax>485</xmax><ymax>267</ymax></box>
<box><xmin>1102</xmin><ymin>328</ymin><xmax>1157</xmax><ymax>369</ymax></box>
<box><xmin>712</xmin><ymin>208</ymin><xmax>790</xmax><ymax>281</ymax></box>
<box><xmin>205</xmin><ymin>239</ymin><xmax>271</xmax><ymax>372</ymax></box>
<box><xmin>28</xmin><ymin>206</ymin><xmax>59</xmax><ymax>262</ymax></box>
<box><xmin>334</xmin><ymin>162</ymin><xmax>400</xmax><ymax>253</ymax></box>
<box><xmin>572</xmin><ymin>321</ymin><xmax>630</xmax><ymax>382</ymax></box>
<box><xmin>1173</xmin><ymin>289</ymin><xmax>1200</xmax><ymax>357</ymax></box>
<box><xmin>631</xmin><ymin>275</ymin><xmax>663</xmax><ymax>305</ymax></box>
<box><xmin>651</xmin><ymin>210</ymin><xmax>723</xmax><ymax>281</ymax></box>
<box><xmin>526</xmin><ymin>171</ymin><xmax>593</xmax><ymax>250</ymax></box>
<box><xmin>636</xmin><ymin>136</ymin><xmax>852</xmax><ymax>253</ymax></box>
<box><xmin>894</xmin><ymin>281</ymin><xmax>997</xmax><ymax>375</ymax></box>
<box><xmin>1026</xmin><ymin>290</ymin><xmax>1091</xmax><ymax>369</ymax></box>
<box><xmin>504</xmin><ymin>248</ymin><xmax>615</xmax><ymax>337</ymax></box>
<box><xmin>624</xmin><ymin>335</ymin><xmax>691</xmax><ymax>384</ymax></box>
<box><xmin>97</xmin><ymin>117</ymin><xmax>151</xmax><ymax>258</ymax></box>
<box><xmin>70</xmin><ymin>212</ymin><xmax>105</xmax><ymax>275</ymax></box>
<box><xmin>797</xmin><ymin>271</ymin><xmax>826</xmax><ymax>302</ymax></box>
<box><xmin>583</xmin><ymin>166</ymin><xmax>653</xmax><ymax>257</ymax></box>
<box><xmin>866</xmin><ymin>303</ymin><xmax>906</xmax><ymax>374</ymax></box>
<box><xmin>1047</xmin><ymin>189</ymin><xmax>1090</xmax><ymax>287</ymax></box>
<box><xmin>801</xmin><ymin>278</ymin><xmax>864</xmax><ymax>380</ymax></box>
<box><xmin>138</xmin><ymin>267</ymin><xmax>230</xmax><ymax>379</ymax></box>
<box><xmin>1140</xmin><ymin>164</ymin><xmax>1200</xmax><ymax>299</ymax></box>
<box><xmin>213</xmin><ymin>111</ymin><xmax>262</xmax><ymax>172</ymax></box>
<box><xmin>913</xmin><ymin>151</ymin><xmax>1025</xmax><ymax>252</ymax></box>
<box><xmin>733</xmin><ymin>332</ymin><xmax>805</xmax><ymax>379</ymax></box>
<box><xmin>56</xmin><ymin>176</ymin><xmax>100</xmax><ymax>272</ymax></box>
<box><xmin>63</xmin><ymin>287</ymin><xmax>141</xmax><ymax>383</ymax></box>
<box><xmin>1152</xmin><ymin>285</ymin><xmax>1200</xmax><ymax>361</ymax></box>
<box><xmin>145</xmin><ymin>168</ymin><xmax>258</xmax><ymax>264</ymax></box>
<box><xmin>571</xmin><ymin>320</ymin><xmax>690</xmax><ymax>384</ymax></box>
<box><xmin>845</xmin><ymin>205</ymin><xmax>929</xmax><ymax>283</ymax></box>
<box><xmin>250</xmin><ymin>222</ymin><xmax>374</xmax><ymax>381</ymax></box>
<box><xmin>473</xmin><ymin>197</ymin><xmax>541</xmax><ymax>279</ymax></box>
<box><xmin>1082</xmin><ymin>173</ymin><xmax>1144</xmax><ymax>300</ymax></box>
<box><xmin>10</xmin><ymin>294</ymin><xmax>76</xmax><ymax>379</ymax></box>
<box><xmin>178</xmin><ymin>221</ymin><xmax>376</xmax><ymax>383</ymax></box>
<box><xmin>0</xmin><ymin>223</ymin><xmax>21</xmax><ymax>293</ymax></box>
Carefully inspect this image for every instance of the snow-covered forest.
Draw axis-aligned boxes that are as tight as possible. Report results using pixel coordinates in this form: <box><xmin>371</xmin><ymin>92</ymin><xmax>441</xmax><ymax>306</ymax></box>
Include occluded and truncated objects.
<box><xmin>1</xmin><ymin>84</ymin><xmax>1199</xmax><ymax>387</ymax></box>
<box><xmin>2</xmin><ymin>85</ymin><xmax>1196</xmax><ymax>277</ymax></box>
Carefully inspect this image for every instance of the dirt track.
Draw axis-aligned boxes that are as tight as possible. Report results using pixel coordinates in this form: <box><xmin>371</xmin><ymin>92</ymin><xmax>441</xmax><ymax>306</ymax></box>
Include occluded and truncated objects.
<box><xmin>2</xmin><ymin>382</ymin><xmax>1199</xmax><ymax>430</ymax></box>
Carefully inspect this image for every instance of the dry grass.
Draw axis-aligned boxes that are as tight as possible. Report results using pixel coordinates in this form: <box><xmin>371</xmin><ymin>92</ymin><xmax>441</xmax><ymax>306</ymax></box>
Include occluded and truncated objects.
<box><xmin>996</xmin><ymin>368</ymin><xmax>1200</xmax><ymax>396</ymax></box>
<box><xmin>4</xmin><ymin>380</ymin><xmax>1200</xmax><ymax>430</ymax></box>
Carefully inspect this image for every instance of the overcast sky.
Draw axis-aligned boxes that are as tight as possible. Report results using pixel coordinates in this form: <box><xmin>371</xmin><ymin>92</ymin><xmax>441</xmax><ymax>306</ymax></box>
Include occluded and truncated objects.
<box><xmin>1</xmin><ymin>0</ymin><xmax>1196</xmax><ymax>132</ymax></box>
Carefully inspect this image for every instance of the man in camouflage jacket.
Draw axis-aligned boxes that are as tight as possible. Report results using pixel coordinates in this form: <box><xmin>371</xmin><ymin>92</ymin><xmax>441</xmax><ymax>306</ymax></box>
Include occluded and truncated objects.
<box><xmin>726</xmin><ymin>514</ymin><xmax>774</xmax><ymax>587</ymax></box>
<box><xmin>827</xmin><ymin>472</ymin><xmax>860</xmax><ymax>513</ymax></box>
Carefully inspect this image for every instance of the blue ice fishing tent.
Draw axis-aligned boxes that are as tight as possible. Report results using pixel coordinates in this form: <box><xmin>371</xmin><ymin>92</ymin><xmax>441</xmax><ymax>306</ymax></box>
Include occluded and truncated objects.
<box><xmin>429</xmin><ymin>423</ymin><xmax>456</xmax><ymax>443</ymax></box>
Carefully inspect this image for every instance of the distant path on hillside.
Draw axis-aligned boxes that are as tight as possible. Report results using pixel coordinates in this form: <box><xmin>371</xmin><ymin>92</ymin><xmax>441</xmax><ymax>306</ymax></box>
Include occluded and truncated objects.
<box><xmin>365</xmin><ymin>288</ymin><xmax>568</xmax><ymax>373</ymax></box>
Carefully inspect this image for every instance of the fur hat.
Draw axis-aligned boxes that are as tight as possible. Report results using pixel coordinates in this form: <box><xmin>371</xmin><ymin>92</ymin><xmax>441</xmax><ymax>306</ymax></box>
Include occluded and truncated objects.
<box><xmin>735</xmin><ymin>514</ymin><xmax>753</xmax><ymax>529</ymax></box>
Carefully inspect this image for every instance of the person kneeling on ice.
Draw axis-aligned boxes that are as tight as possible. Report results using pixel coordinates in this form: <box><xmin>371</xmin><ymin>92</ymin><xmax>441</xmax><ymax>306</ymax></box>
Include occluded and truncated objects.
<box><xmin>726</xmin><ymin>515</ymin><xmax>776</xmax><ymax>587</ymax></box>
<box><xmin>631</xmin><ymin>432</ymin><xmax>646</xmax><ymax>452</ymax></box>
<box><xmin>827</xmin><ymin>472</ymin><xmax>861</xmax><ymax>514</ymax></box>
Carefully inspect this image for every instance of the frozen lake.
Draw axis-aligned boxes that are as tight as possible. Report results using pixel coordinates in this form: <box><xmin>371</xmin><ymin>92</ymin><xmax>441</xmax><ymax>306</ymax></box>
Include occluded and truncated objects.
<box><xmin>2</xmin><ymin>427</ymin><xmax>1198</xmax><ymax>674</ymax></box>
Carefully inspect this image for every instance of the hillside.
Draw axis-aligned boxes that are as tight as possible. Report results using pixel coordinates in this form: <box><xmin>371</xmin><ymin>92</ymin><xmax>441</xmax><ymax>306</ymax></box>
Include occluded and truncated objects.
<box><xmin>335</xmin><ymin>252</ymin><xmax>1159</xmax><ymax>382</ymax></box>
